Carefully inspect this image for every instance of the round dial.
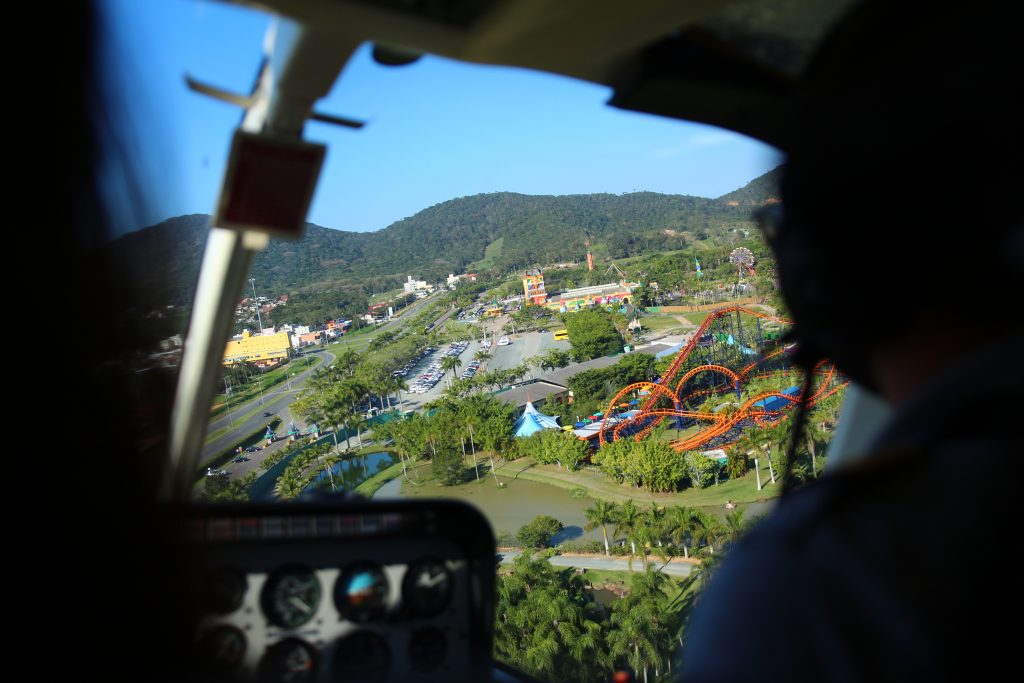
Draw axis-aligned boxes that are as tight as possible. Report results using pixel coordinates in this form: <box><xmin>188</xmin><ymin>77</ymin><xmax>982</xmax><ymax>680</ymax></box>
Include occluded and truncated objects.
<box><xmin>408</xmin><ymin>627</ymin><xmax>447</xmax><ymax>673</ymax></box>
<box><xmin>203</xmin><ymin>567</ymin><xmax>247</xmax><ymax>614</ymax></box>
<box><xmin>258</xmin><ymin>638</ymin><xmax>316</xmax><ymax>683</ymax></box>
<box><xmin>196</xmin><ymin>625</ymin><xmax>246</xmax><ymax>672</ymax></box>
<box><xmin>334</xmin><ymin>562</ymin><xmax>389</xmax><ymax>622</ymax></box>
<box><xmin>261</xmin><ymin>565</ymin><xmax>321</xmax><ymax>629</ymax></box>
<box><xmin>331</xmin><ymin>631</ymin><xmax>390</xmax><ymax>683</ymax></box>
<box><xmin>402</xmin><ymin>558</ymin><xmax>453</xmax><ymax>617</ymax></box>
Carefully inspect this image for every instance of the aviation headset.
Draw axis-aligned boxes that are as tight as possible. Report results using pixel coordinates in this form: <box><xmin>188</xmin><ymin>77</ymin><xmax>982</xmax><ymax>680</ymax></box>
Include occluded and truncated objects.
<box><xmin>760</xmin><ymin>0</ymin><xmax>1022</xmax><ymax>489</ymax></box>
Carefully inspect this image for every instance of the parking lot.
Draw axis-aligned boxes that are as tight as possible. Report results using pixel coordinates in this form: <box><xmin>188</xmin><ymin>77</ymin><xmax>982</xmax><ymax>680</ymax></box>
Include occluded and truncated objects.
<box><xmin>486</xmin><ymin>329</ymin><xmax>571</xmax><ymax>371</ymax></box>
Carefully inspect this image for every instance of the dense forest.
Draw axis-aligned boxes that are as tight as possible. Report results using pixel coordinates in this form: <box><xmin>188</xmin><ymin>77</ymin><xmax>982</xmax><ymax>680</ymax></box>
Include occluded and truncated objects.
<box><xmin>112</xmin><ymin>167</ymin><xmax>782</xmax><ymax>321</ymax></box>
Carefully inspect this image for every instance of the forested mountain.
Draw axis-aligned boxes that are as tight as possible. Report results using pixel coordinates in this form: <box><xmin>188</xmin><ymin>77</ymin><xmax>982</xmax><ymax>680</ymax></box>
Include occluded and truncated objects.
<box><xmin>115</xmin><ymin>167</ymin><xmax>782</xmax><ymax>311</ymax></box>
<box><xmin>716</xmin><ymin>166</ymin><xmax>782</xmax><ymax>206</ymax></box>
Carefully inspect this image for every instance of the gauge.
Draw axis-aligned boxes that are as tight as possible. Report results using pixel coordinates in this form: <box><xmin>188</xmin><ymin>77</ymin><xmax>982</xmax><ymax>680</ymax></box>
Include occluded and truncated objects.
<box><xmin>203</xmin><ymin>567</ymin><xmax>247</xmax><ymax>614</ymax></box>
<box><xmin>408</xmin><ymin>627</ymin><xmax>447</xmax><ymax>673</ymax></box>
<box><xmin>331</xmin><ymin>631</ymin><xmax>390</xmax><ymax>683</ymax></box>
<box><xmin>334</xmin><ymin>562</ymin><xmax>389</xmax><ymax>622</ymax></box>
<box><xmin>196</xmin><ymin>625</ymin><xmax>246</xmax><ymax>672</ymax></box>
<box><xmin>261</xmin><ymin>565</ymin><xmax>321</xmax><ymax>629</ymax></box>
<box><xmin>402</xmin><ymin>558</ymin><xmax>453</xmax><ymax>617</ymax></box>
<box><xmin>258</xmin><ymin>638</ymin><xmax>316</xmax><ymax>683</ymax></box>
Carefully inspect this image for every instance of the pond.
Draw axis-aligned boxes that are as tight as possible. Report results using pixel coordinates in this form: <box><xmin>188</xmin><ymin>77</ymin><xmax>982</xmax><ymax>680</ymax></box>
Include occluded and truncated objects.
<box><xmin>305</xmin><ymin>451</ymin><xmax>396</xmax><ymax>493</ymax></box>
<box><xmin>375</xmin><ymin>472</ymin><xmax>602</xmax><ymax>541</ymax></box>
<box><xmin>373</xmin><ymin>464</ymin><xmax>774</xmax><ymax>539</ymax></box>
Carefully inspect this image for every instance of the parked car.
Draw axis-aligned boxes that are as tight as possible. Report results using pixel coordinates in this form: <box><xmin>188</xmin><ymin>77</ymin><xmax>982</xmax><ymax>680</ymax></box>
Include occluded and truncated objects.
<box><xmin>497</xmin><ymin>337</ymin><xmax>511</xmax><ymax>346</ymax></box>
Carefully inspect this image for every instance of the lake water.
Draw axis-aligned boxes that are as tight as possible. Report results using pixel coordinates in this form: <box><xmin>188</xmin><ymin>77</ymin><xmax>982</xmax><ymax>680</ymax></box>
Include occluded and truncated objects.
<box><xmin>305</xmin><ymin>451</ymin><xmax>396</xmax><ymax>493</ymax></box>
<box><xmin>375</xmin><ymin>471</ymin><xmax>601</xmax><ymax>540</ymax></box>
<box><xmin>373</xmin><ymin>464</ymin><xmax>774</xmax><ymax>537</ymax></box>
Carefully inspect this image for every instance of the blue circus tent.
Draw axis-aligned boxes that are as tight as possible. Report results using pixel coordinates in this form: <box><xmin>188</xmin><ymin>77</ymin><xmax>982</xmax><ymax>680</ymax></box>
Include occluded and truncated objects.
<box><xmin>513</xmin><ymin>401</ymin><xmax>561</xmax><ymax>438</ymax></box>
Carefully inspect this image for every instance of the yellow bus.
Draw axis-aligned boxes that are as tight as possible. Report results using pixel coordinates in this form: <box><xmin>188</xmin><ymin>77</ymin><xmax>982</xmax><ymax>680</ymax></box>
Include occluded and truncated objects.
<box><xmin>553</xmin><ymin>329</ymin><xmax>569</xmax><ymax>341</ymax></box>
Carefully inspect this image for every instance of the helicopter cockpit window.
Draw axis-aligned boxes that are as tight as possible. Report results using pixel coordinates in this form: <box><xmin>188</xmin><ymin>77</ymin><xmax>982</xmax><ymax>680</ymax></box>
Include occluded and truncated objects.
<box><xmin>104</xmin><ymin>1</ymin><xmax>864</xmax><ymax>681</ymax></box>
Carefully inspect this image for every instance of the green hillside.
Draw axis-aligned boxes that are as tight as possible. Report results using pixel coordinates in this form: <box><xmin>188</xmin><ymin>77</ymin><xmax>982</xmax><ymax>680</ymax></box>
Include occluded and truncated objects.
<box><xmin>113</xmin><ymin>168</ymin><xmax>784</xmax><ymax>322</ymax></box>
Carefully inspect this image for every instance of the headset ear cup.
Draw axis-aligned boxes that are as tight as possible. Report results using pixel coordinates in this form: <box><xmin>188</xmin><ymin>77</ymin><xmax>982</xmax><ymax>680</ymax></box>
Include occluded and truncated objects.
<box><xmin>770</xmin><ymin>215</ymin><xmax>878</xmax><ymax>389</ymax></box>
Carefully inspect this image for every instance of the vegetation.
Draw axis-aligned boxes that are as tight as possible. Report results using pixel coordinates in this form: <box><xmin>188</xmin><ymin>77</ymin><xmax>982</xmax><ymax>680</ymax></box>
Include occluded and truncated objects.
<box><xmin>544</xmin><ymin>352</ymin><xmax>657</xmax><ymax>427</ymax></box>
<box><xmin>114</xmin><ymin>169</ymin><xmax>781</xmax><ymax>323</ymax></box>
<box><xmin>203</xmin><ymin>471</ymin><xmax>257</xmax><ymax>502</ymax></box>
<box><xmin>496</xmin><ymin>552</ymin><xmax>612</xmax><ymax>682</ymax></box>
<box><xmin>562</xmin><ymin>309</ymin><xmax>623</xmax><ymax>361</ymax></box>
<box><xmin>517</xmin><ymin>515</ymin><xmax>565</xmax><ymax>549</ymax></box>
<box><xmin>592</xmin><ymin>439</ymin><xmax>689</xmax><ymax>493</ymax></box>
<box><xmin>514</xmin><ymin>429</ymin><xmax>590</xmax><ymax>471</ymax></box>
<box><xmin>497</xmin><ymin>501</ymin><xmax>770</xmax><ymax>679</ymax></box>
<box><xmin>374</xmin><ymin>394</ymin><xmax>516</xmax><ymax>485</ymax></box>
<box><xmin>684</xmin><ymin>452</ymin><xmax>718</xmax><ymax>489</ymax></box>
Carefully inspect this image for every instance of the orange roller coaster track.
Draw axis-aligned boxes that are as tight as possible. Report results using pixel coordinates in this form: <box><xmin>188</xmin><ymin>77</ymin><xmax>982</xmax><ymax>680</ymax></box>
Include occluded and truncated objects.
<box><xmin>599</xmin><ymin>305</ymin><xmax>792</xmax><ymax>447</ymax></box>
<box><xmin>598</xmin><ymin>301</ymin><xmax>844</xmax><ymax>453</ymax></box>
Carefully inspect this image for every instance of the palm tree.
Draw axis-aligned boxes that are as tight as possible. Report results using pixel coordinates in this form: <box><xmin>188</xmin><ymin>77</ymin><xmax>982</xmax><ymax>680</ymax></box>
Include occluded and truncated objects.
<box><xmin>804</xmin><ymin>417</ymin><xmax>829</xmax><ymax>478</ymax></box>
<box><xmin>645</xmin><ymin>504</ymin><xmax>667</xmax><ymax>545</ymax></box>
<box><xmin>665</xmin><ymin>506</ymin><xmax>696</xmax><ymax>558</ymax></box>
<box><xmin>390</xmin><ymin>375</ymin><xmax>409</xmax><ymax>410</ymax></box>
<box><xmin>333</xmin><ymin>347</ymin><xmax>361</xmax><ymax>376</ymax></box>
<box><xmin>734</xmin><ymin>429</ymin><xmax>762</xmax><ymax>490</ymax></box>
<box><xmin>439</xmin><ymin>355</ymin><xmax>462</xmax><ymax>387</ymax></box>
<box><xmin>722</xmin><ymin>508</ymin><xmax>747</xmax><ymax>547</ymax></box>
<box><xmin>614</xmin><ymin>500</ymin><xmax>643</xmax><ymax>570</ymax></box>
<box><xmin>632</xmin><ymin>523</ymin><xmax>666</xmax><ymax>571</ymax></box>
<box><xmin>691</xmin><ymin>510</ymin><xmax>723</xmax><ymax>555</ymax></box>
<box><xmin>608</xmin><ymin>568</ymin><xmax>673</xmax><ymax>683</ymax></box>
<box><xmin>583</xmin><ymin>500</ymin><xmax>618</xmax><ymax>555</ymax></box>
<box><xmin>746</xmin><ymin>426</ymin><xmax>776</xmax><ymax>485</ymax></box>
<box><xmin>463</xmin><ymin>414</ymin><xmax>482</xmax><ymax>481</ymax></box>
<box><xmin>346</xmin><ymin>412</ymin><xmax>368</xmax><ymax>449</ymax></box>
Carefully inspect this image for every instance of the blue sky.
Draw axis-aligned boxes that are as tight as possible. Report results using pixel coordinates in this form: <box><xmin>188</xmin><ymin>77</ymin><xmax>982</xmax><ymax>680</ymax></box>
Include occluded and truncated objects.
<box><xmin>104</xmin><ymin>0</ymin><xmax>780</xmax><ymax>233</ymax></box>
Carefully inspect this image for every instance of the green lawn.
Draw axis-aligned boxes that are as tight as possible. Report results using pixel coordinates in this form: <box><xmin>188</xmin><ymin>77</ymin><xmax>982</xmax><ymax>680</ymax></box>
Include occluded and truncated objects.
<box><xmin>476</xmin><ymin>237</ymin><xmax>505</xmax><ymax>270</ymax></box>
<box><xmin>681</xmin><ymin>310</ymin><xmax>771</xmax><ymax>329</ymax></box>
<box><xmin>682</xmin><ymin>312</ymin><xmax>711</xmax><ymax>325</ymax></box>
<box><xmin>210</xmin><ymin>356</ymin><xmax>316</xmax><ymax>418</ymax></box>
<box><xmin>493</xmin><ymin>457</ymin><xmax>779</xmax><ymax>511</ymax></box>
<box><xmin>641</xmin><ymin>314</ymin><xmax>690</xmax><ymax>331</ymax></box>
<box><xmin>368</xmin><ymin>288</ymin><xmax>404</xmax><ymax>305</ymax></box>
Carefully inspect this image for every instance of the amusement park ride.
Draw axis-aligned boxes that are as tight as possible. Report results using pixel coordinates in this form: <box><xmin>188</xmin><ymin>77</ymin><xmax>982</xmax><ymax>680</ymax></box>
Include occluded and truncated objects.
<box><xmin>597</xmin><ymin>306</ymin><xmax>847</xmax><ymax>453</ymax></box>
<box><xmin>729</xmin><ymin>247</ymin><xmax>756</xmax><ymax>277</ymax></box>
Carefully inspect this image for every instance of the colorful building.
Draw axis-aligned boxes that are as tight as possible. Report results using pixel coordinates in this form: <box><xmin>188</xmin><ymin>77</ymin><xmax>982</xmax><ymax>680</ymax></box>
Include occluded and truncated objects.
<box><xmin>223</xmin><ymin>330</ymin><xmax>292</xmax><ymax>365</ymax></box>
<box><xmin>521</xmin><ymin>268</ymin><xmax>636</xmax><ymax>312</ymax></box>
<box><xmin>546</xmin><ymin>281</ymin><xmax>637</xmax><ymax>312</ymax></box>
<box><xmin>522</xmin><ymin>268</ymin><xmax>547</xmax><ymax>305</ymax></box>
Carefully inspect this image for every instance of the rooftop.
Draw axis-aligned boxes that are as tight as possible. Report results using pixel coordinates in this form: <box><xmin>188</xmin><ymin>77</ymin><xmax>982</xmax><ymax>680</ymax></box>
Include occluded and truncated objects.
<box><xmin>492</xmin><ymin>381</ymin><xmax>568</xmax><ymax>409</ymax></box>
<box><xmin>551</xmin><ymin>281</ymin><xmax>635</xmax><ymax>301</ymax></box>
<box><xmin>542</xmin><ymin>343</ymin><xmax>674</xmax><ymax>387</ymax></box>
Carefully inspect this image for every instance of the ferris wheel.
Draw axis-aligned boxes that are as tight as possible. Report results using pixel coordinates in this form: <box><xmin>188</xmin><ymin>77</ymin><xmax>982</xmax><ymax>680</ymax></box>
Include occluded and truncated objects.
<box><xmin>729</xmin><ymin>247</ymin><xmax>756</xmax><ymax>276</ymax></box>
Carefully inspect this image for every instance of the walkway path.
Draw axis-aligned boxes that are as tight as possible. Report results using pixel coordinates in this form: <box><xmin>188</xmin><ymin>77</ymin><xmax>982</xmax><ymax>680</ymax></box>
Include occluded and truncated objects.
<box><xmin>499</xmin><ymin>549</ymin><xmax>697</xmax><ymax>577</ymax></box>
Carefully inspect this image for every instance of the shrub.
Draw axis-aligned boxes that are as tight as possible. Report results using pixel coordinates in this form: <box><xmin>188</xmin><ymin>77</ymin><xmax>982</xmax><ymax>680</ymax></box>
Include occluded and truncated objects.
<box><xmin>517</xmin><ymin>515</ymin><xmax>564</xmax><ymax>549</ymax></box>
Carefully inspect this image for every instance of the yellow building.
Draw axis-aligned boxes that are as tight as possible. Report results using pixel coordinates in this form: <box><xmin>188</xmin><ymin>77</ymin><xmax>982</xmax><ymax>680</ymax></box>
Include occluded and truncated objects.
<box><xmin>223</xmin><ymin>330</ymin><xmax>291</xmax><ymax>365</ymax></box>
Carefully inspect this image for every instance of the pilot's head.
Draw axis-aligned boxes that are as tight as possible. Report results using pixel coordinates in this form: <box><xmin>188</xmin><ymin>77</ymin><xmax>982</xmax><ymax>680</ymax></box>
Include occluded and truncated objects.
<box><xmin>766</xmin><ymin>1</ymin><xmax>1022</xmax><ymax>392</ymax></box>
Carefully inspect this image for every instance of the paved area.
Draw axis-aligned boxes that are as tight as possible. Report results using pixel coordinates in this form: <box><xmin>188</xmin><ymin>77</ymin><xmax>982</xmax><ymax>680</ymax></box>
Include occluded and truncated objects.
<box><xmin>498</xmin><ymin>549</ymin><xmax>697</xmax><ymax>576</ymax></box>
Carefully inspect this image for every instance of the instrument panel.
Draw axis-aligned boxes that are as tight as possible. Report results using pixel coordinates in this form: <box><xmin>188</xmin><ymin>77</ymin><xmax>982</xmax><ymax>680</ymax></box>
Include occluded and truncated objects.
<box><xmin>179</xmin><ymin>500</ymin><xmax>495</xmax><ymax>682</ymax></box>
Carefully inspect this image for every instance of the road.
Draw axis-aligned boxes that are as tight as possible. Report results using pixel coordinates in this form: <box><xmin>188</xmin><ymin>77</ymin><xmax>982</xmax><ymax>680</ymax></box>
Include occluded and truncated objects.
<box><xmin>498</xmin><ymin>549</ymin><xmax>697</xmax><ymax>576</ymax></box>
<box><xmin>202</xmin><ymin>349</ymin><xmax>332</xmax><ymax>464</ymax></box>
<box><xmin>203</xmin><ymin>294</ymin><xmax>445</xmax><ymax>470</ymax></box>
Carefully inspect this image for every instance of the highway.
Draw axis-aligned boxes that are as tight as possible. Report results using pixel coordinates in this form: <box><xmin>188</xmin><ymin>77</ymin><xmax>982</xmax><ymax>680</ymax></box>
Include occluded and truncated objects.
<box><xmin>202</xmin><ymin>292</ymin><xmax>445</xmax><ymax>466</ymax></box>
<box><xmin>201</xmin><ymin>349</ymin><xmax>331</xmax><ymax>464</ymax></box>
